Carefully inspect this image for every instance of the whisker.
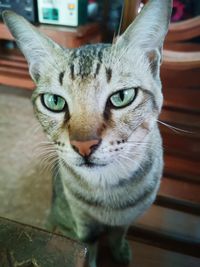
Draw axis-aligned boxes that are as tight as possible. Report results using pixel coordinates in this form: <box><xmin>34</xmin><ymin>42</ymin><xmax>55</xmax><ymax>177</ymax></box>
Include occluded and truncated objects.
<box><xmin>107</xmin><ymin>0</ymin><xmax>123</xmax><ymax>71</ymax></box>
<box><xmin>117</xmin><ymin>1</ymin><xmax>125</xmax><ymax>38</ymax></box>
<box><xmin>126</xmin><ymin>141</ymin><xmax>162</xmax><ymax>148</ymax></box>
<box><xmin>112</xmin><ymin>31</ymin><xmax>117</xmax><ymax>45</ymax></box>
<box><xmin>33</xmin><ymin>152</ymin><xmax>57</xmax><ymax>160</ymax></box>
<box><xmin>39</xmin><ymin>155</ymin><xmax>59</xmax><ymax>175</ymax></box>
<box><xmin>126</xmin><ymin>141</ymin><xmax>153</xmax><ymax>145</ymax></box>
<box><xmin>34</xmin><ymin>144</ymin><xmax>56</xmax><ymax>150</ymax></box>
<box><xmin>36</xmin><ymin>141</ymin><xmax>55</xmax><ymax>145</ymax></box>
<box><xmin>157</xmin><ymin>120</ymin><xmax>194</xmax><ymax>134</ymax></box>
<box><xmin>32</xmin><ymin>146</ymin><xmax>57</xmax><ymax>156</ymax></box>
<box><xmin>127</xmin><ymin>120</ymin><xmax>144</xmax><ymax>139</ymax></box>
<box><xmin>39</xmin><ymin>154</ymin><xmax>58</xmax><ymax>164</ymax></box>
<box><xmin>33</xmin><ymin>141</ymin><xmax>55</xmax><ymax>152</ymax></box>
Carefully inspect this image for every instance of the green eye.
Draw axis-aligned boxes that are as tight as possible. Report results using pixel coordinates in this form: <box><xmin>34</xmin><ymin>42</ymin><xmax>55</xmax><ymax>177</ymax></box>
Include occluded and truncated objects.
<box><xmin>42</xmin><ymin>94</ymin><xmax>66</xmax><ymax>112</ymax></box>
<box><xmin>110</xmin><ymin>88</ymin><xmax>137</xmax><ymax>108</ymax></box>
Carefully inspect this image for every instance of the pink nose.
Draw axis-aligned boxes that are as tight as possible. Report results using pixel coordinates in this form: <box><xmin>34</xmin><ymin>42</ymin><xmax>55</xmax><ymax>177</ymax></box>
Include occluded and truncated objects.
<box><xmin>70</xmin><ymin>139</ymin><xmax>101</xmax><ymax>157</ymax></box>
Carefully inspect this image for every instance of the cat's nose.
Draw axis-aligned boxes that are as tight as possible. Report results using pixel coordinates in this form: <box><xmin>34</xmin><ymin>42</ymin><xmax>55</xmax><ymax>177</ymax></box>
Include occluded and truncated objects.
<box><xmin>70</xmin><ymin>139</ymin><xmax>101</xmax><ymax>157</ymax></box>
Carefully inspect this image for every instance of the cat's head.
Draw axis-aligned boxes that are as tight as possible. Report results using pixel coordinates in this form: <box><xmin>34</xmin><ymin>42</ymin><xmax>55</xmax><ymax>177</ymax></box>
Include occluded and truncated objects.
<box><xmin>3</xmin><ymin>0</ymin><xmax>172</xmax><ymax>186</ymax></box>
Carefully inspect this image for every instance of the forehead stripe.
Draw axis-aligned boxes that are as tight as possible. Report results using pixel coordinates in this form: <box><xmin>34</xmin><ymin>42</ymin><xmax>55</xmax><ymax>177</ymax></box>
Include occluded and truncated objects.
<box><xmin>94</xmin><ymin>63</ymin><xmax>101</xmax><ymax>77</ymax></box>
<box><xmin>59</xmin><ymin>71</ymin><xmax>65</xmax><ymax>85</ymax></box>
<box><xmin>106</xmin><ymin>67</ymin><xmax>112</xmax><ymax>83</ymax></box>
<box><xmin>70</xmin><ymin>64</ymin><xmax>75</xmax><ymax>80</ymax></box>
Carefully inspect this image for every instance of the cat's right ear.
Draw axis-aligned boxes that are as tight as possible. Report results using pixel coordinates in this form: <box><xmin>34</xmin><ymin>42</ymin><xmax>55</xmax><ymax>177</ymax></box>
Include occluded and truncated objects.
<box><xmin>2</xmin><ymin>11</ymin><xmax>63</xmax><ymax>83</ymax></box>
<box><xmin>114</xmin><ymin>0</ymin><xmax>172</xmax><ymax>78</ymax></box>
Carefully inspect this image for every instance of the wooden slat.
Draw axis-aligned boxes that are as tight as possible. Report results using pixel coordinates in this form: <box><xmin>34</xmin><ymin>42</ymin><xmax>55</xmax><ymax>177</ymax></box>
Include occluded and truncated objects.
<box><xmin>166</xmin><ymin>16</ymin><xmax>200</xmax><ymax>42</ymax></box>
<box><xmin>0</xmin><ymin>58</ymin><xmax>28</xmax><ymax>68</ymax></box>
<box><xmin>0</xmin><ymin>53</ymin><xmax>26</xmax><ymax>62</ymax></box>
<box><xmin>137</xmin><ymin>204</ymin><xmax>200</xmax><ymax>239</ymax></box>
<box><xmin>0</xmin><ymin>73</ymin><xmax>34</xmax><ymax>89</ymax></box>
<box><xmin>160</xmin><ymin>126</ymin><xmax>200</xmax><ymax>160</ymax></box>
<box><xmin>128</xmin><ymin>225</ymin><xmax>200</xmax><ymax>259</ymax></box>
<box><xmin>0</xmin><ymin>46</ymin><xmax>26</xmax><ymax>60</ymax></box>
<box><xmin>0</xmin><ymin>53</ymin><xmax>26</xmax><ymax>63</ymax></box>
<box><xmin>161</xmin><ymin>67</ymin><xmax>200</xmax><ymax>88</ymax></box>
<box><xmin>133</xmin><ymin>203</ymin><xmax>200</xmax><ymax>259</ymax></box>
<box><xmin>162</xmin><ymin>86</ymin><xmax>200</xmax><ymax>113</ymax></box>
<box><xmin>0</xmin><ymin>46</ymin><xmax>32</xmax><ymax>89</ymax></box>
<box><xmin>164</xmin><ymin>42</ymin><xmax>200</xmax><ymax>52</ymax></box>
<box><xmin>164</xmin><ymin>154</ymin><xmax>200</xmax><ymax>183</ymax></box>
<box><xmin>163</xmin><ymin>50</ymin><xmax>200</xmax><ymax>70</ymax></box>
<box><xmin>159</xmin><ymin>177</ymin><xmax>200</xmax><ymax>203</ymax></box>
<box><xmin>0</xmin><ymin>65</ymin><xmax>29</xmax><ymax>76</ymax></box>
<box><xmin>155</xmin><ymin>195</ymin><xmax>200</xmax><ymax>215</ymax></box>
<box><xmin>98</xmin><ymin>240</ymin><xmax>200</xmax><ymax>267</ymax></box>
<box><xmin>160</xmin><ymin>109</ymin><xmax>200</xmax><ymax>131</ymax></box>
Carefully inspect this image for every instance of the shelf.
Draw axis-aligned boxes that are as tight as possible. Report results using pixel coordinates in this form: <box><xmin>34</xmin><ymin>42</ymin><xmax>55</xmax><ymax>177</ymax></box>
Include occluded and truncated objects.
<box><xmin>0</xmin><ymin>21</ymin><xmax>101</xmax><ymax>48</ymax></box>
<box><xmin>0</xmin><ymin>47</ymin><xmax>34</xmax><ymax>89</ymax></box>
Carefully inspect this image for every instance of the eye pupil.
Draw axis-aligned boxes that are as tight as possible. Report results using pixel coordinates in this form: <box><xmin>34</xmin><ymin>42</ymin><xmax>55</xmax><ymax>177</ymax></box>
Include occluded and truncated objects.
<box><xmin>119</xmin><ymin>91</ymin><xmax>125</xmax><ymax>101</ymax></box>
<box><xmin>53</xmin><ymin>95</ymin><xmax>58</xmax><ymax>105</ymax></box>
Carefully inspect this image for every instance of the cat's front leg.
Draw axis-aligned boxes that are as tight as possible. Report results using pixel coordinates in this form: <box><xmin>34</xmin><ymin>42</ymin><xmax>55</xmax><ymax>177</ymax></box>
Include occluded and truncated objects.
<box><xmin>108</xmin><ymin>225</ymin><xmax>132</xmax><ymax>265</ymax></box>
<box><xmin>86</xmin><ymin>242</ymin><xmax>98</xmax><ymax>267</ymax></box>
<box><xmin>45</xmin><ymin>208</ymin><xmax>78</xmax><ymax>240</ymax></box>
<box><xmin>75</xmin><ymin>221</ymin><xmax>104</xmax><ymax>267</ymax></box>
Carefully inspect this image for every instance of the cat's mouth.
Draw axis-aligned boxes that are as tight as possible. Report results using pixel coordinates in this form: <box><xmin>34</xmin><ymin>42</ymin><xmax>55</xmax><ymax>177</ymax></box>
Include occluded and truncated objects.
<box><xmin>78</xmin><ymin>158</ymin><xmax>107</xmax><ymax>168</ymax></box>
<box><xmin>79</xmin><ymin>162</ymin><xmax>107</xmax><ymax>168</ymax></box>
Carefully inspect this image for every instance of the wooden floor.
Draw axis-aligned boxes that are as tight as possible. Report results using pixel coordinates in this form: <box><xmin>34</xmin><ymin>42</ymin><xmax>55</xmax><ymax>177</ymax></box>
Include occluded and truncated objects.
<box><xmin>98</xmin><ymin>241</ymin><xmax>200</xmax><ymax>267</ymax></box>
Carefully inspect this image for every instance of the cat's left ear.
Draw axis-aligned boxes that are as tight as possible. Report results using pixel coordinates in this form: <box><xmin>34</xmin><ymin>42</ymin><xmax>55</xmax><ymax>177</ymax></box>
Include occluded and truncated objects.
<box><xmin>115</xmin><ymin>0</ymin><xmax>172</xmax><ymax>76</ymax></box>
<box><xmin>2</xmin><ymin>11</ymin><xmax>64</xmax><ymax>83</ymax></box>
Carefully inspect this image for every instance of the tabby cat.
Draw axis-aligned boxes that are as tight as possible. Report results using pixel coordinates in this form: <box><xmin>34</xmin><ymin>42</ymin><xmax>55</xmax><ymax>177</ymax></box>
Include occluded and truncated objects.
<box><xmin>3</xmin><ymin>0</ymin><xmax>172</xmax><ymax>266</ymax></box>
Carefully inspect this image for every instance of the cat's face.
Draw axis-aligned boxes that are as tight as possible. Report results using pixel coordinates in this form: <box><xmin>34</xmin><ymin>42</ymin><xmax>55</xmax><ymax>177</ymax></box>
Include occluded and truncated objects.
<box><xmin>3</xmin><ymin>0</ymin><xmax>172</xmax><ymax>185</ymax></box>
<box><xmin>31</xmin><ymin>43</ymin><xmax>161</xmax><ymax>173</ymax></box>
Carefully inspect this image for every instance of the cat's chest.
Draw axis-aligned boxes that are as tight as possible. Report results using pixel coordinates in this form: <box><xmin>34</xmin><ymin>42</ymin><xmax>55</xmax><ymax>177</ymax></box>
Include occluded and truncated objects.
<box><xmin>60</xmin><ymin>175</ymin><xmax>158</xmax><ymax>226</ymax></box>
<box><xmin>57</xmin><ymin>150</ymin><xmax>161</xmax><ymax>226</ymax></box>
<box><xmin>60</xmin><ymin>160</ymin><xmax>156</xmax><ymax>208</ymax></box>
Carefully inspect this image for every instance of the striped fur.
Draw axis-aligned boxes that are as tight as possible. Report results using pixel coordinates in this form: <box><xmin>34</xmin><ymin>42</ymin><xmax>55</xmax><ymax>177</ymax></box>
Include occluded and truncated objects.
<box><xmin>3</xmin><ymin>1</ymin><xmax>172</xmax><ymax>266</ymax></box>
